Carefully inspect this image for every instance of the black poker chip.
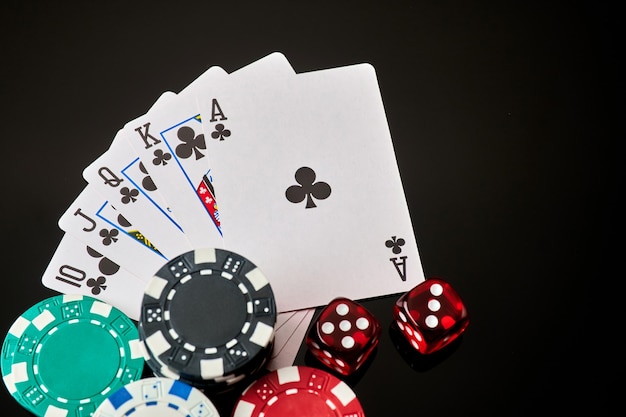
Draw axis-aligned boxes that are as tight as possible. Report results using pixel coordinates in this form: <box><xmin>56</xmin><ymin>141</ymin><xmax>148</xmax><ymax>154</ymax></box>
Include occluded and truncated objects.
<box><xmin>139</xmin><ymin>248</ymin><xmax>277</xmax><ymax>388</ymax></box>
<box><xmin>139</xmin><ymin>318</ymin><xmax>274</xmax><ymax>392</ymax></box>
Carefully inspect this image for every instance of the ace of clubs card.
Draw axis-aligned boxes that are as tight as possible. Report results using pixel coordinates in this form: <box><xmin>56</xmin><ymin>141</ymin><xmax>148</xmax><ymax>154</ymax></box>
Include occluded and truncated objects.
<box><xmin>198</xmin><ymin>63</ymin><xmax>426</xmax><ymax>312</ymax></box>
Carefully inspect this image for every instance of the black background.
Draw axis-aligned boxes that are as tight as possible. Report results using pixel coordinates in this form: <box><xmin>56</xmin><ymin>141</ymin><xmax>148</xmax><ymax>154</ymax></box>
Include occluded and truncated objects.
<box><xmin>1</xmin><ymin>0</ymin><xmax>623</xmax><ymax>415</ymax></box>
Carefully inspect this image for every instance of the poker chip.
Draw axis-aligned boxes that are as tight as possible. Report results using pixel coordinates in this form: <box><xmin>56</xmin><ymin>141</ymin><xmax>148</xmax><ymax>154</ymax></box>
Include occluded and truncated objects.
<box><xmin>93</xmin><ymin>377</ymin><xmax>221</xmax><ymax>417</ymax></box>
<box><xmin>140</xmin><ymin>326</ymin><xmax>274</xmax><ymax>392</ymax></box>
<box><xmin>140</xmin><ymin>248</ymin><xmax>277</xmax><ymax>388</ymax></box>
<box><xmin>1</xmin><ymin>294</ymin><xmax>144</xmax><ymax>417</ymax></box>
<box><xmin>2</xmin><ymin>317</ymin><xmax>39</xmax><ymax>414</ymax></box>
<box><xmin>232</xmin><ymin>365</ymin><xmax>365</xmax><ymax>417</ymax></box>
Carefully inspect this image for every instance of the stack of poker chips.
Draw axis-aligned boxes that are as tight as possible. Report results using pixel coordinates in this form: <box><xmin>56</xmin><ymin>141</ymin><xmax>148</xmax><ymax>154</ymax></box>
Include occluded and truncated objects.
<box><xmin>137</xmin><ymin>247</ymin><xmax>277</xmax><ymax>393</ymax></box>
<box><xmin>1</xmin><ymin>247</ymin><xmax>277</xmax><ymax>415</ymax></box>
<box><xmin>2</xmin><ymin>250</ymin><xmax>371</xmax><ymax>417</ymax></box>
<box><xmin>1</xmin><ymin>294</ymin><xmax>146</xmax><ymax>417</ymax></box>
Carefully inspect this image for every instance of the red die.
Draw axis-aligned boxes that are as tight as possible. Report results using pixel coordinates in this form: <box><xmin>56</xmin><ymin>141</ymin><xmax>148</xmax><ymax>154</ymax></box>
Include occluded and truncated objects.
<box><xmin>306</xmin><ymin>297</ymin><xmax>381</xmax><ymax>375</ymax></box>
<box><xmin>393</xmin><ymin>277</ymin><xmax>469</xmax><ymax>354</ymax></box>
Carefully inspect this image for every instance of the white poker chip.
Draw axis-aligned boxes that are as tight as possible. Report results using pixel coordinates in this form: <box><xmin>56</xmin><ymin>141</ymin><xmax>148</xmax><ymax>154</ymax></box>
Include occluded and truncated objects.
<box><xmin>94</xmin><ymin>377</ymin><xmax>221</xmax><ymax>417</ymax></box>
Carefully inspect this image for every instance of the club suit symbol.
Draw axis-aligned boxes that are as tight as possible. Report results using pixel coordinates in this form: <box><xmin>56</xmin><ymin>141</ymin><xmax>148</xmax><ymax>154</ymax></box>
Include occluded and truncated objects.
<box><xmin>87</xmin><ymin>276</ymin><xmax>107</xmax><ymax>294</ymax></box>
<box><xmin>152</xmin><ymin>148</ymin><xmax>172</xmax><ymax>166</ymax></box>
<box><xmin>99</xmin><ymin>228</ymin><xmax>119</xmax><ymax>246</ymax></box>
<box><xmin>175</xmin><ymin>125</ymin><xmax>206</xmax><ymax>160</ymax></box>
<box><xmin>120</xmin><ymin>186</ymin><xmax>139</xmax><ymax>203</ymax></box>
<box><xmin>385</xmin><ymin>236</ymin><xmax>407</xmax><ymax>281</ymax></box>
<box><xmin>210</xmin><ymin>123</ymin><xmax>231</xmax><ymax>141</ymax></box>
<box><xmin>285</xmin><ymin>166</ymin><xmax>331</xmax><ymax>209</ymax></box>
<box><xmin>385</xmin><ymin>236</ymin><xmax>405</xmax><ymax>254</ymax></box>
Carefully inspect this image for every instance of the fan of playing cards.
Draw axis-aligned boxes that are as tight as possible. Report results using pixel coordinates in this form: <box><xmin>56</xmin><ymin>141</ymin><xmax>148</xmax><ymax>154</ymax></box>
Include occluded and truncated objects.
<box><xmin>42</xmin><ymin>52</ymin><xmax>425</xmax><ymax>367</ymax></box>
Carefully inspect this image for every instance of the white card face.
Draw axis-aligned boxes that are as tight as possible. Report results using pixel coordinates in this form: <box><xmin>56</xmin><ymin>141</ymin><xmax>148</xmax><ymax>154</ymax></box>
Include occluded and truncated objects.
<box><xmin>198</xmin><ymin>63</ymin><xmax>425</xmax><ymax>312</ymax></box>
<box><xmin>122</xmin><ymin>66</ymin><xmax>228</xmax><ymax>249</ymax></box>
<box><xmin>83</xmin><ymin>130</ymin><xmax>192</xmax><ymax>259</ymax></box>
<box><xmin>58</xmin><ymin>185</ymin><xmax>169</xmax><ymax>281</ymax></box>
<box><xmin>267</xmin><ymin>308</ymin><xmax>315</xmax><ymax>371</ymax></box>
<box><xmin>198</xmin><ymin>52</ymin><xmax>296</xmax><ymax>173</ymax></box>
<box><xmin>124</xmin><ymin>54</ymin><xmax>295</xmax><ymax>250</ymax></box>
<box><xmin>41</xmin><ymin>233</ymin><xmax>146</xmax><ymax>320</ymax></box>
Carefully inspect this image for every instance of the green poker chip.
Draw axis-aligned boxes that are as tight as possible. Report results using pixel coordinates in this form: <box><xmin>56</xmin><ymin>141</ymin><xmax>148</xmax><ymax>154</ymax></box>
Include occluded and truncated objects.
<box><xmin>1</xmin><ymin>294</ymin><xmax>144</xmax><ymax>417</ymax></box>
<box><xmin>2</xmin><ymin>313</ymin><xmax>39</xmax><ymax>414</ymax></box>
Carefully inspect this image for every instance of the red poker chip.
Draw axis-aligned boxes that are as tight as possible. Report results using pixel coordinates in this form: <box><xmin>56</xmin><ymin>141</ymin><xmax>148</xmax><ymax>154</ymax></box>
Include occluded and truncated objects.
<box><xmin>232</xmin><ymin>365</ymin><xmax>365</xmax><ymax>417</ymax></box>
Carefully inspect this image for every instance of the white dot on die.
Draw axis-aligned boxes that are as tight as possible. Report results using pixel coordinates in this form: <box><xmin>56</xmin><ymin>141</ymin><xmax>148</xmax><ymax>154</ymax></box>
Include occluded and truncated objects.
<box><xmin>430</xmin><ymin>283</ymin><xmax>443</xmax><ymax>296</ymax></box>
<box><xmin>425</xmin><ymin>315</ymin><xmax>439</xmax><ymax>328</ymax></box>
<box><xmin>356</xmin><ymin>317</ymin><xmax>370</xmax><ymax>330</ymax></box>
<box><xmin>428</xmin><ymin>299</ymin><xmax>441</xmax><ymax>312</ymax></box>
<box><xmin>339</xmin><ymin>320</ymin><xmax>351</xmax><ymax>331</ymax></box>
<box><xmin>321</xmin><ymin>322</ymin><xmax>335</xmax><ymax>334</ymax></box>
<box><xmin>342</xmin><ymin>336</ymin><xmax>355</xmax><ymax>349</ymax></box>
<box><xmin>336</xmin><ymin>303</ymin><xmax>350</xmax><ymax>316</ymax></box>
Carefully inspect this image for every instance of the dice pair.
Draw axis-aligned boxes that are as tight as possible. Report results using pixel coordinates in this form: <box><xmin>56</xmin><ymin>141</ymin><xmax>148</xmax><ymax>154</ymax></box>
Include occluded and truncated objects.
<box><xmin>306</xmin><ymin>277</ymin><xmax>469</xmax><ymax>375</ymax></box>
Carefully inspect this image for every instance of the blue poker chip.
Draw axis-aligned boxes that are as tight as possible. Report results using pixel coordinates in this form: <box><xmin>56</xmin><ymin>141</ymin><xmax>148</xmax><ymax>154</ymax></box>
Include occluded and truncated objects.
<box><xmin>93</xmin><ymin>377</ymin><xmax>221</xmax><ymax>416</ymax></box>
<box><xmin>139</xmin><ymin>248</ymin><xmax>277</xmax><ymax>384</ymax></box>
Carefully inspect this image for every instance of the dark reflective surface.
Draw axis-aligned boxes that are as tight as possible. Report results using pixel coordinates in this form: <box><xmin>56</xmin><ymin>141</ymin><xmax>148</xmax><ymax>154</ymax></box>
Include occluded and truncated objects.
<box><xmin>1</xmin><ymin>1</ymin><xmax>622</xmax><ymax>415</ymax></box>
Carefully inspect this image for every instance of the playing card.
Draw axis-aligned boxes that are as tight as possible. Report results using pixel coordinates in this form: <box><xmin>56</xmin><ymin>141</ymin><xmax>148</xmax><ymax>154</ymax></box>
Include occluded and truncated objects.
<box><xmin>124</xmin><ymin>53</ymin><xmax>295</xmax><ymax>249</ymax></box>
<box><xmin>58</xmin><ymin>185</ymin><xmax>169</xmax><ymax>281</ymax></box>
<box><xmin>41</xmin><ymin>233</ymin><xmax>146</xmax><ymax>320</ymax></box>
<box><xmin>267</xmin><ymin>308</ymin><xmax>315</xmax><ymax>371</ymax></box>
<box><xmin>121</xmin><ymin>67</ymin><xmax>228</xmax><ymax>249</ymax></box>
<box><xmin>82</xmin><ymin>129</ymin><xmax>192</xmax><ymax>259</ymax></box>
<box><xmin>197</xmin><ymin>62</ymin><xmax>426</xmax><ymax>312</ymax></box>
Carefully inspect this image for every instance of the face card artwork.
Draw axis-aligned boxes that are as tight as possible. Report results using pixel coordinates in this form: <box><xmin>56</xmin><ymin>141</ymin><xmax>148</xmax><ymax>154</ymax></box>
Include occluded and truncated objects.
<box><xmin>58</xmin><ymin>185</ymin><xmax>169</xmax><ymax>282</ymax></box>
<box><xmin>123</xmin><ymin>66</ymin><xmax>228</xmax><ymax>250</ymax></box>
<box><xmin>148</xmin><ymin>114</ymin><xmax>221</xmax><ymax>231</ymax></box>
<box><xmin>41</xmin><ymin>233</ymin><xmax>146</xmax><ymax>320</ymax></box>
<box><xmin>83</xmin><ymin>130</ymin><xmax>192</xmax><ymax>259</ymax></box>
<box><xmin>124</xmin><ymin>54</ymin><xmax>295</xmax><ymax>249</ymax></box>
<box><xmin>197</xmin><ymin>52</ymin><xmax>295</xmax><ymax>199</ymax></box>
<box><xmin>198</xmin><ymin>63</ymin><xmax>426</xmax><ymax>312</ymax></box>
<box><xmin>82</xmin><ymin>90</ymin><xmax>183</xmax><ymax>250</ymax></box>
